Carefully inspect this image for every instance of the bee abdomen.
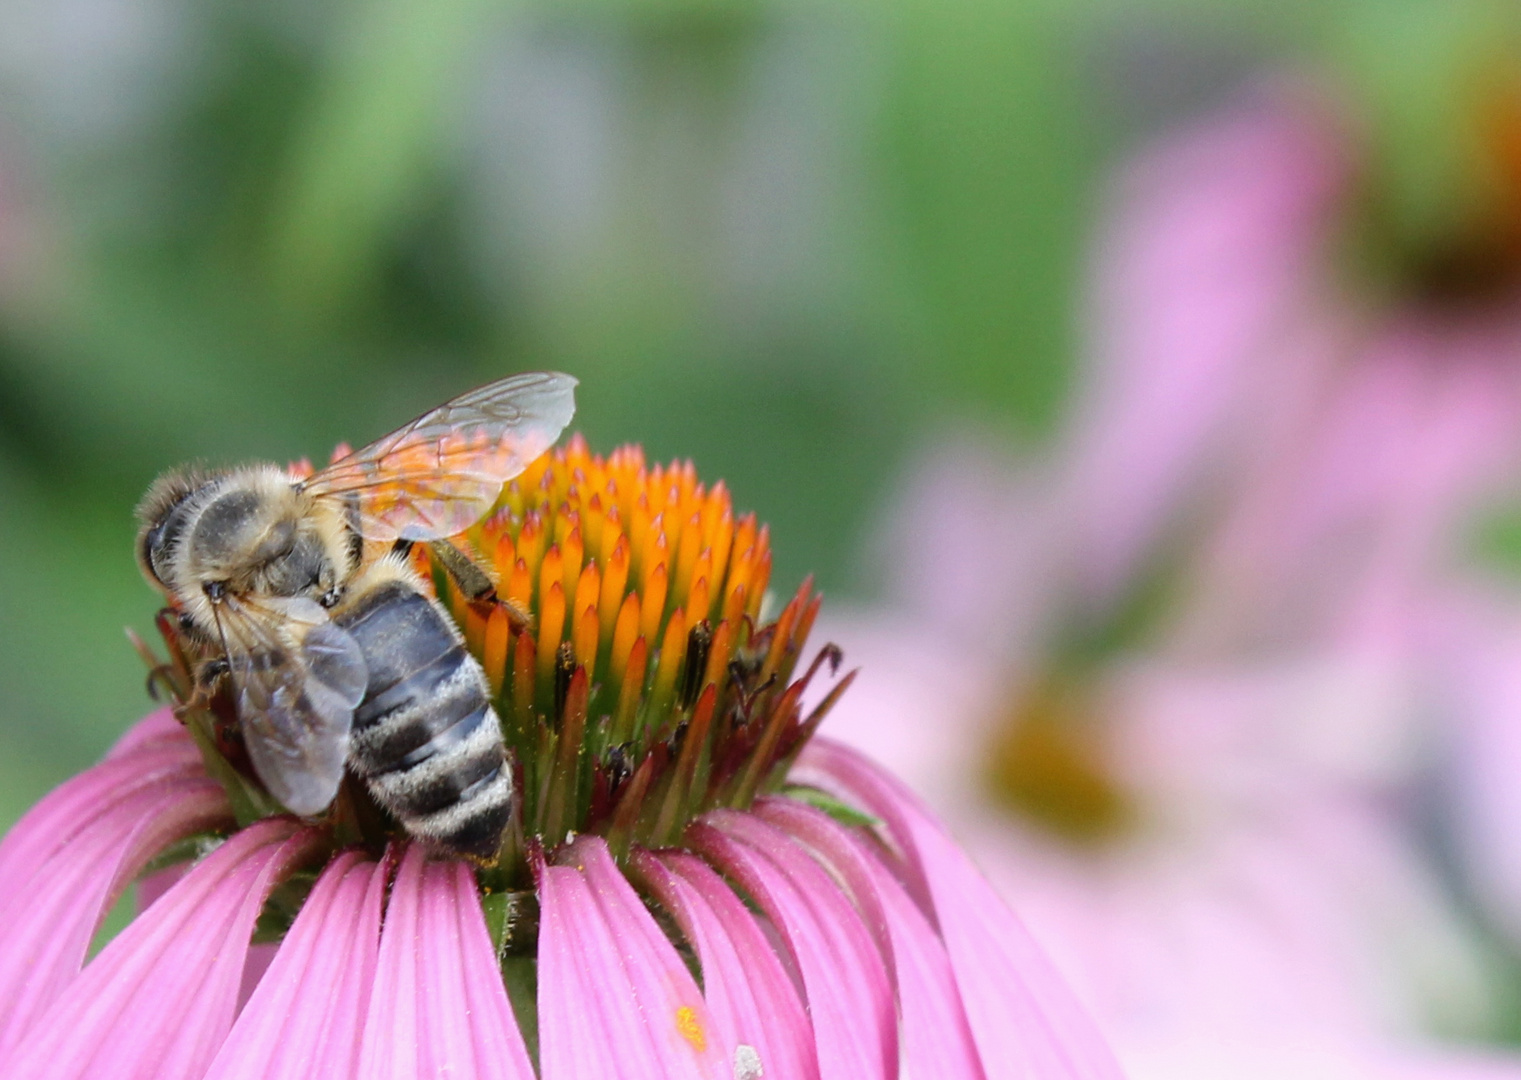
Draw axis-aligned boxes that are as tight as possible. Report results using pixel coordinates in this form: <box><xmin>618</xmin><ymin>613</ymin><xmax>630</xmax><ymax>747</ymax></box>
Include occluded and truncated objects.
<box><xmin>337</xmin><ymin>580</ymin><xmax>512</xmax><ymax>860</ymax></box>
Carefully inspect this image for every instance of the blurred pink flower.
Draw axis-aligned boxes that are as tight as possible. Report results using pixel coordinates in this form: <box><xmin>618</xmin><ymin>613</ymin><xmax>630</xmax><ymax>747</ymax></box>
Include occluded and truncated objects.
<box><xmin>0</xmin><ymin>707</ymin><xmax>1122</xmax><ymax>1080</ymax></box>
<box><xmin>820</xmin><ymin>440</ymin><xmax>1517</xmax><ymax>1078</ymax></box>
<box><xmin>830</xmin><ymin>76</ymin><xmax>1521</xmax><ymax>1054</ymax></box>
<box><xmin>818</xmin><ymin>66</ymin><xmax>1521</xmax><ymax>1044</ymax></box>
<box><xmin>1060</xmin><ymin>84</ymin><xmax>1521</xmax><ymax>647</ymax></box>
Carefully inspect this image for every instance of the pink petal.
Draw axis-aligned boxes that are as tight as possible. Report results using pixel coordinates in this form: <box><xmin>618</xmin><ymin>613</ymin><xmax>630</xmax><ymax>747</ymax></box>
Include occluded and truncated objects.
<box><xmin>237</xmin><ymin>943</ymin><xmax>279</xmax><ymax>1011</ymax></box>
<box><xmin>0</xmin><ymin>775</ymin><xmax>230</xmax><ymax>1058</ymax></box>
<box><xmin>356</xmin><ymin>844</ymin><xmax>535</xmax><ymax>1080</ymax></box>
<box><xmin>107</xmin><ymin>707</ymin><xmax>190</xmax><ymax>759</ymax></box>
<box><xmin>633</xmin><ymin>847</ymin><xmax>821</xmax><ymax>1080</ymax></box>
<box><xmin>536</xmin><ymin>839</ymin><xmax>727</xmax><ymax>1080</ymax></box>
<box><xmin>1065</xmin><ymin>93</ymin><xmax>1345</xmax><ymax>607</ymax></box>
<box><xmin>203</xmin><ymin>850</ymin><xmax>388</xmax><ymax>1080</ymax></box>
<box><xmin>757</xmin><ymin>797</ymin><xmax>987</xmax><ymax>1080</ymax></box>
<box><xmin>572</xmin><ymin>839</ymin><xmax>734</xmax><ymax>1074</ymax></box>
<box><xmin>0</xmin><ymin>736</ymin><xmax>203</xmax><ymax>906</ymax></box>
<box><xmin>691</xmin><ymin>810</ymin><xmax>897</xmax><ymax>1080</ymax></box>
<box><xmin>0</xmin><ymin>818</ymin><xmax>321</xmax><ymax>1080</ymax></box>
<box><xmin>800</xmin><ymin>739</ymin><xmax>1124</xmax><ymax>1080</ymax></box>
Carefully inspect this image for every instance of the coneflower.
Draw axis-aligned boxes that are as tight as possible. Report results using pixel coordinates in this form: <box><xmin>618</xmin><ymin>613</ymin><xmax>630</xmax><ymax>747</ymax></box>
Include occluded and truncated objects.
<box><xmin>0</xmin><ymin>436</ymin><xmax>1122</xmax><ymax>1080</ymax></box>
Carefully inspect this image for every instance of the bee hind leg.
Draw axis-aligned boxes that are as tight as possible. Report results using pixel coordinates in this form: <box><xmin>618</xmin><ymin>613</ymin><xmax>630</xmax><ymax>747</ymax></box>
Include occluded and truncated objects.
<box><xmin>426</xmin><ymin>537</ymin><xmax>531</xmax><ymax>631</ymax></box>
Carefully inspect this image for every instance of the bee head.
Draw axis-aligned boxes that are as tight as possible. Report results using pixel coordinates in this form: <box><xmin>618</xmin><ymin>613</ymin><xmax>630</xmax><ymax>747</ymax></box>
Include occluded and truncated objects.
<box><xmin>135</xmin><ymin>467</ymin><xmax>220</xmax><ymax>591</ymax></box>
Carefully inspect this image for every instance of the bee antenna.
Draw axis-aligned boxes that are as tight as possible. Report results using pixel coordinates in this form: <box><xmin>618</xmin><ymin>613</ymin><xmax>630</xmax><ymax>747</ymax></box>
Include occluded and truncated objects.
<box><xmin>209</xmin><ymin>603</ymin><xmax>235</xmax><ymax>698</ymax></box>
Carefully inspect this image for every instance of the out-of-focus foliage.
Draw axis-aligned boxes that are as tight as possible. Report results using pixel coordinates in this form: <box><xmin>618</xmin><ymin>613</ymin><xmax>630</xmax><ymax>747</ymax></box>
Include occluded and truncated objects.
<box><xmin>0</xmin><ymin>0</ymin><xmax>1324</xmax><ymax>821</ymax></box>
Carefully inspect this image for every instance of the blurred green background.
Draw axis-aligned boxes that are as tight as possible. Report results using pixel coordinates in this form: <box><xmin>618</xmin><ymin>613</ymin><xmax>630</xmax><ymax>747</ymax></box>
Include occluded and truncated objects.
<box><xmin>0</xmin><ymin>0</ymin><xmax>1324</xmax><ymax>827</ymax></box>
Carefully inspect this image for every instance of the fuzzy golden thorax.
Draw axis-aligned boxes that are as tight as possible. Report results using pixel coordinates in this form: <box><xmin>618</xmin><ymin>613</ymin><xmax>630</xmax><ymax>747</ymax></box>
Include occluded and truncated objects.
<box><xmin>136</xmin><ymin>464</ymin><xmax>357</xmax><ymax>637</ymax></box>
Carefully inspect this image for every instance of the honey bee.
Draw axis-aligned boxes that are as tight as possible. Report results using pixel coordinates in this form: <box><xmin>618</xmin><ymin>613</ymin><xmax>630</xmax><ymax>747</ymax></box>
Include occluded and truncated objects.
<box><xmin>135</xmin><ymin>372</ymin><xmax>577</xmax><ymax>861</ymax></box>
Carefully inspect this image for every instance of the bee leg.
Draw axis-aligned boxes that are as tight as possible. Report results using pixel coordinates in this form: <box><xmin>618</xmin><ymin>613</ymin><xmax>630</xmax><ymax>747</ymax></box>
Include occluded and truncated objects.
<box><xmin>427</xmin><ymin>538</ymin><xmax>531</xmax><ymax>631</ymax></box>
<box><xmin>145</xmin><ymin>664</ymin><xmax>179</xmax><ymax>702</ymax></box>
<box><xmin>186</xmin><ymin>656</ymin><xmax>230</xmax><ymax>707</ymax></box>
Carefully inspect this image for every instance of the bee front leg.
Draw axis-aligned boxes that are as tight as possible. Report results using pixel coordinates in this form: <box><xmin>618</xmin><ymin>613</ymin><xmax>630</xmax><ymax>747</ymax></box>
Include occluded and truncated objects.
<box><xmin>188</xmin><ymin>656</ymin><xmax>231</xmax><ymax>707</ymax></box>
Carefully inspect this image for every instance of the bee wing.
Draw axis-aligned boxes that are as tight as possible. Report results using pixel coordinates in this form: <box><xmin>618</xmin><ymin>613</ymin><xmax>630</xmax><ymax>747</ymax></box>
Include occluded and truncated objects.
<box><xmin>218</xmin><ymin>595</ymin><xmax>369</xmax><ymax>816</ymax></box>
<box><xmin>301</xmin><ymin>371</ymin><xmax>578</xmax><ymax>542</ymax></box>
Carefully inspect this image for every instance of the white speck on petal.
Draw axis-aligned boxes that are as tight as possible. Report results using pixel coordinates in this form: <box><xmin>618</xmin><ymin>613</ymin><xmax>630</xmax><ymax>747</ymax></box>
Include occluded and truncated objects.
<box><xmin>733</xmin><ymin>1044</ymin><xmax>763</xmax><ymax>1079</ymax></box>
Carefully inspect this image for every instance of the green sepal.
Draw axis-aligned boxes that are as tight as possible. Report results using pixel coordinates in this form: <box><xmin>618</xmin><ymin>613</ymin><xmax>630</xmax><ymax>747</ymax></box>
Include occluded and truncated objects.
<box><xmin>141</xmin><ymin>831</ymin><xmax>226</xmax><ymax>877</ymax></box>
<box><xmin>780</xmin><ymin>784</ymin><xmax>882</xmax><ymax>829</ymax></box>
<box><xmin>480</xmin><ymin>890</ymin><xmax>511</xmax><ymax>960</ymax></box>
<box><xmin>501</xmin><ymin>956</ymin><xmax>540</xmax><ymax>1072</ymax></box>
<box><xmin>252</xmin><ymin>869</ymin><xmax>320</xmax><ymax>945</ymax></box>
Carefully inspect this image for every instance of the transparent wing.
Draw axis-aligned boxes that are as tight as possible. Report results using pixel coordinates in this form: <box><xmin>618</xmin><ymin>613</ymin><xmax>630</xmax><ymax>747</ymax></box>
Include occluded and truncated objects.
<box><xmin>301</xmin><ymin>371</ymin><xmax>578</xmax><ymax>542</ymax></box>
<box><xmin>218</xmin><ymin>595</ymin><xmax>368</xmax><ymax>816</ymax></box>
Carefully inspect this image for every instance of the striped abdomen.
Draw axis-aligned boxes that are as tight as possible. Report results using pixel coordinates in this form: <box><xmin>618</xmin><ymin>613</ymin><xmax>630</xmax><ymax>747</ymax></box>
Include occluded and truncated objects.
<box><xmin>336</xmin><ymin>578</ymin><xmax>511</xmax><ymax>861</ymax></box>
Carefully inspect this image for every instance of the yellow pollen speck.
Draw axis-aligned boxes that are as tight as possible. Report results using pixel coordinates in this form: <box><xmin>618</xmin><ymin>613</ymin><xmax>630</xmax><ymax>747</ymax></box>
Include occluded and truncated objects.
<box><xmin>675</xmin><ymin>1005</ymin><xmax>707</xmax><ymax>1052</ymax></box>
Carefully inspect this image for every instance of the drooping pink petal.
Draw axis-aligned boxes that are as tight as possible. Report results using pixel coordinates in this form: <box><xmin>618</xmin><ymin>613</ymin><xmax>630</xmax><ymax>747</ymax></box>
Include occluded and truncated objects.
<box><xmin>203</xmin><ymin>850</ymin><xmax>388</xmax><ymax>1080</ymax></box>
<box><xmin>536</xmin><ymin>841</ymin><xmax>725</xmax><ymax>1080</ymax></box>
<box><xmin>690</xmin><ymin>810</ymin><xmax>897</xmax><ymax>1080</ymax></box>
<box><xmin>633</xmin><ymin>847</ymin><xmax>821</xmax><ymax>1080</ymax></box>
<box><xmin>106</xmin><ymin>707</ymin><xmax>190</xmax><ymax>759</ymax></box>
<box><xmin>0</xmin><ymin>818</ymin><xmax>321</xmax><ymax>1080</ymax></box>
<box><xmin>0</xmin><ymin>775</ymin><xmax>230</xmax><ymax>1058</ymax></box>
<box><xmin>355</xmin><ymin>844</ymin><xmax>535</xmax><ymax>1080</ymax></box>
<box><xmin>569</xmin><ymin>838</ymin><xmax>733</xmax><ymax>1075</ymax></box>
<box><xmin>237</xmin><ymin>943</ymin><xmax>279</xmax><ymax>1010</ymax></box>
<box><xmin>0</xmin><ymin>733</ymin><xmax>203</xmax><ymax>906</ymax></box>
<box><xmin>757</xmin><ymin>796</ymin><xmax>987</xmax><ymax>1080</ymax></box>
<box><xmin>800</xmin><ymin>738</ymin><xmax>1125</xmax><ymax>1080</ymax></box>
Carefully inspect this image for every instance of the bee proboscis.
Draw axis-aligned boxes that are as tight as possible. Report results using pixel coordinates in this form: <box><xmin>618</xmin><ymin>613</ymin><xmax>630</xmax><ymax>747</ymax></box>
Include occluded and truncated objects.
<box><xmin>135</xmin><ymin>371</ymin><xmax>577</xmax><ymax>861</ymax></box>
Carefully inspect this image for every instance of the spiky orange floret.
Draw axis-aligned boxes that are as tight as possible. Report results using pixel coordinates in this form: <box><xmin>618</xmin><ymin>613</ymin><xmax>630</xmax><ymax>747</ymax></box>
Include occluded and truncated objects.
<box><xmin>419</xmin><ymin>437</ymin><xmax>847</xmax><ymax>871</ymax></box>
